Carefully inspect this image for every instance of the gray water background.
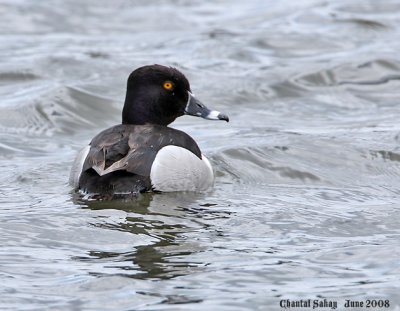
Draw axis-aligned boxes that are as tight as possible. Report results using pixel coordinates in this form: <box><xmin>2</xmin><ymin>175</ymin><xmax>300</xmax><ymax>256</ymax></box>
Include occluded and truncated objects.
<box><xmin>1</xmin><ymin>0</ymin><xmax>400</xmax><ymax>310</ymax></box>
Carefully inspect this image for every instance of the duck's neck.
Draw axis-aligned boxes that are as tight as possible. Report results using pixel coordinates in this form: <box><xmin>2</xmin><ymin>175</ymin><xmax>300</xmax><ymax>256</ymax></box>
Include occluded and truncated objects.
<box><xmin>122</xmin><ymin>98</ymin><xmax>175</xmax><ymax>126</ymax></box>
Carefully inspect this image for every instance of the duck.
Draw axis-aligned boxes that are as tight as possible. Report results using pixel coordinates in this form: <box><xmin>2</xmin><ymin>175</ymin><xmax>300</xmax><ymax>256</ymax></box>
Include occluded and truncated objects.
<box><xmin>69</xmin><ymin>64</ymin><xmax>229</xmax><ymax>199</ymax></box>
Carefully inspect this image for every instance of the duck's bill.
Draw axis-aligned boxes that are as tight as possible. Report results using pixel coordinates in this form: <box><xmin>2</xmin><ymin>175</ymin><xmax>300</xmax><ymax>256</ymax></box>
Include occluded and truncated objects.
<box><xmin>184</xmin><ymin>92</ymin><xmax>229</xmax><ymax>122</ymax></box>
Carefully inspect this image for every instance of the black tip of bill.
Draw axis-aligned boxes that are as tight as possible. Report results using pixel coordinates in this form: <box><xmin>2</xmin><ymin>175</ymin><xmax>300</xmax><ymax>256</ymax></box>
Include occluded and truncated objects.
<box><xmin>218</xmin><ymin>113</ymin><xmax>229</xmax><ymax>122</ymax></box>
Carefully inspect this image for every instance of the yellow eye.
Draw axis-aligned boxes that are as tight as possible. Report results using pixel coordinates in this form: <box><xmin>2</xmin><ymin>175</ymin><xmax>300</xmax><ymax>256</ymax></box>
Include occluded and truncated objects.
<box><xmin>163</xmin><ymin>81</ymin><xmax>174</xmax><ymax>91</ymax></box>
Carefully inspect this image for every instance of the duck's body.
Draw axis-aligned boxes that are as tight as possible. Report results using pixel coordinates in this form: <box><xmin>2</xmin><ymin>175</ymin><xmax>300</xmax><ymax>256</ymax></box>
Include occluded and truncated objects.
<box><xmin>70</xmin><ymin>123</ymin><xmax>213</xmax><ymax>195</ymax></box>
<box><xmin>70</xmin><ymin>65</ymin><xmax>228</xmax><ymax>199</ymax></box>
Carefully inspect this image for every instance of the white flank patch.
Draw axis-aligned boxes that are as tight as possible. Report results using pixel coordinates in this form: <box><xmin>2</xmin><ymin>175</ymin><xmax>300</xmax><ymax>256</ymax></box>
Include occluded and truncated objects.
<box><xmin>150</xmin><ymin>145</ymin><xmax>214</xmax><ymax>192</ymax></box>
<box><xmin>69</xmin><ymin>145</ymin><xmax>90</xmax><ymax>189</ymax></box>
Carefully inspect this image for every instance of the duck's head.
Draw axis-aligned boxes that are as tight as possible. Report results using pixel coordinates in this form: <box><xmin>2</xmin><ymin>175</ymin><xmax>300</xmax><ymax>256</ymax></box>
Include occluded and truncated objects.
<box><xmin>122</xmin><ymin>64</ymin><xmax>229</xmax><ymax>126</ymax></box>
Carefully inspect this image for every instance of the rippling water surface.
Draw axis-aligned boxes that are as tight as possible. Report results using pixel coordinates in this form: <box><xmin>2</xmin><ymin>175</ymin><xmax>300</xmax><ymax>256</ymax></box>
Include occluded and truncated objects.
<box><xmin>1</xmin><ymin>0</ymin><xmax>400</xmax><ymax>310</ymax></box>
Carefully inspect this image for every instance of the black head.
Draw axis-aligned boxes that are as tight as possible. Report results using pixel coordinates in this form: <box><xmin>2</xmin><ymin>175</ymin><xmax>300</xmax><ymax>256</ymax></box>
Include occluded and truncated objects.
<box><xmin>122</xmin><ymin>64</ymin><xmax>229</xmax><ymax>126</ymax></box>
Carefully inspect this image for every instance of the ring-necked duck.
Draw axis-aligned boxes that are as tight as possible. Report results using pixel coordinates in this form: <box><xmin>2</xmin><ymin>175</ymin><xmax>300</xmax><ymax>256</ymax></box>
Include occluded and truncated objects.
<box><xmin>69</xmin><ymin>64</ymin><xmax>229</xmax><ymax>199</ymax></box>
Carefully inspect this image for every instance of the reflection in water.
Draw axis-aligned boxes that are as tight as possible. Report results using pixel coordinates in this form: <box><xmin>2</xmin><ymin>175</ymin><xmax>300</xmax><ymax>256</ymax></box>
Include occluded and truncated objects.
<box><xmin>73</xmin><ymin>192</ymin><xmax>227</xmax><ymax>280</ymax></box>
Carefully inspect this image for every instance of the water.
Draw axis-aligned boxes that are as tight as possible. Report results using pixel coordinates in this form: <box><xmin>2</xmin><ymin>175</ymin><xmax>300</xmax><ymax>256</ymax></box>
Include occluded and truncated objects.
<box><xmin>1</xmin><ymin>0</ymin><xmax>400</xmax><ymax>310</ymax></box>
